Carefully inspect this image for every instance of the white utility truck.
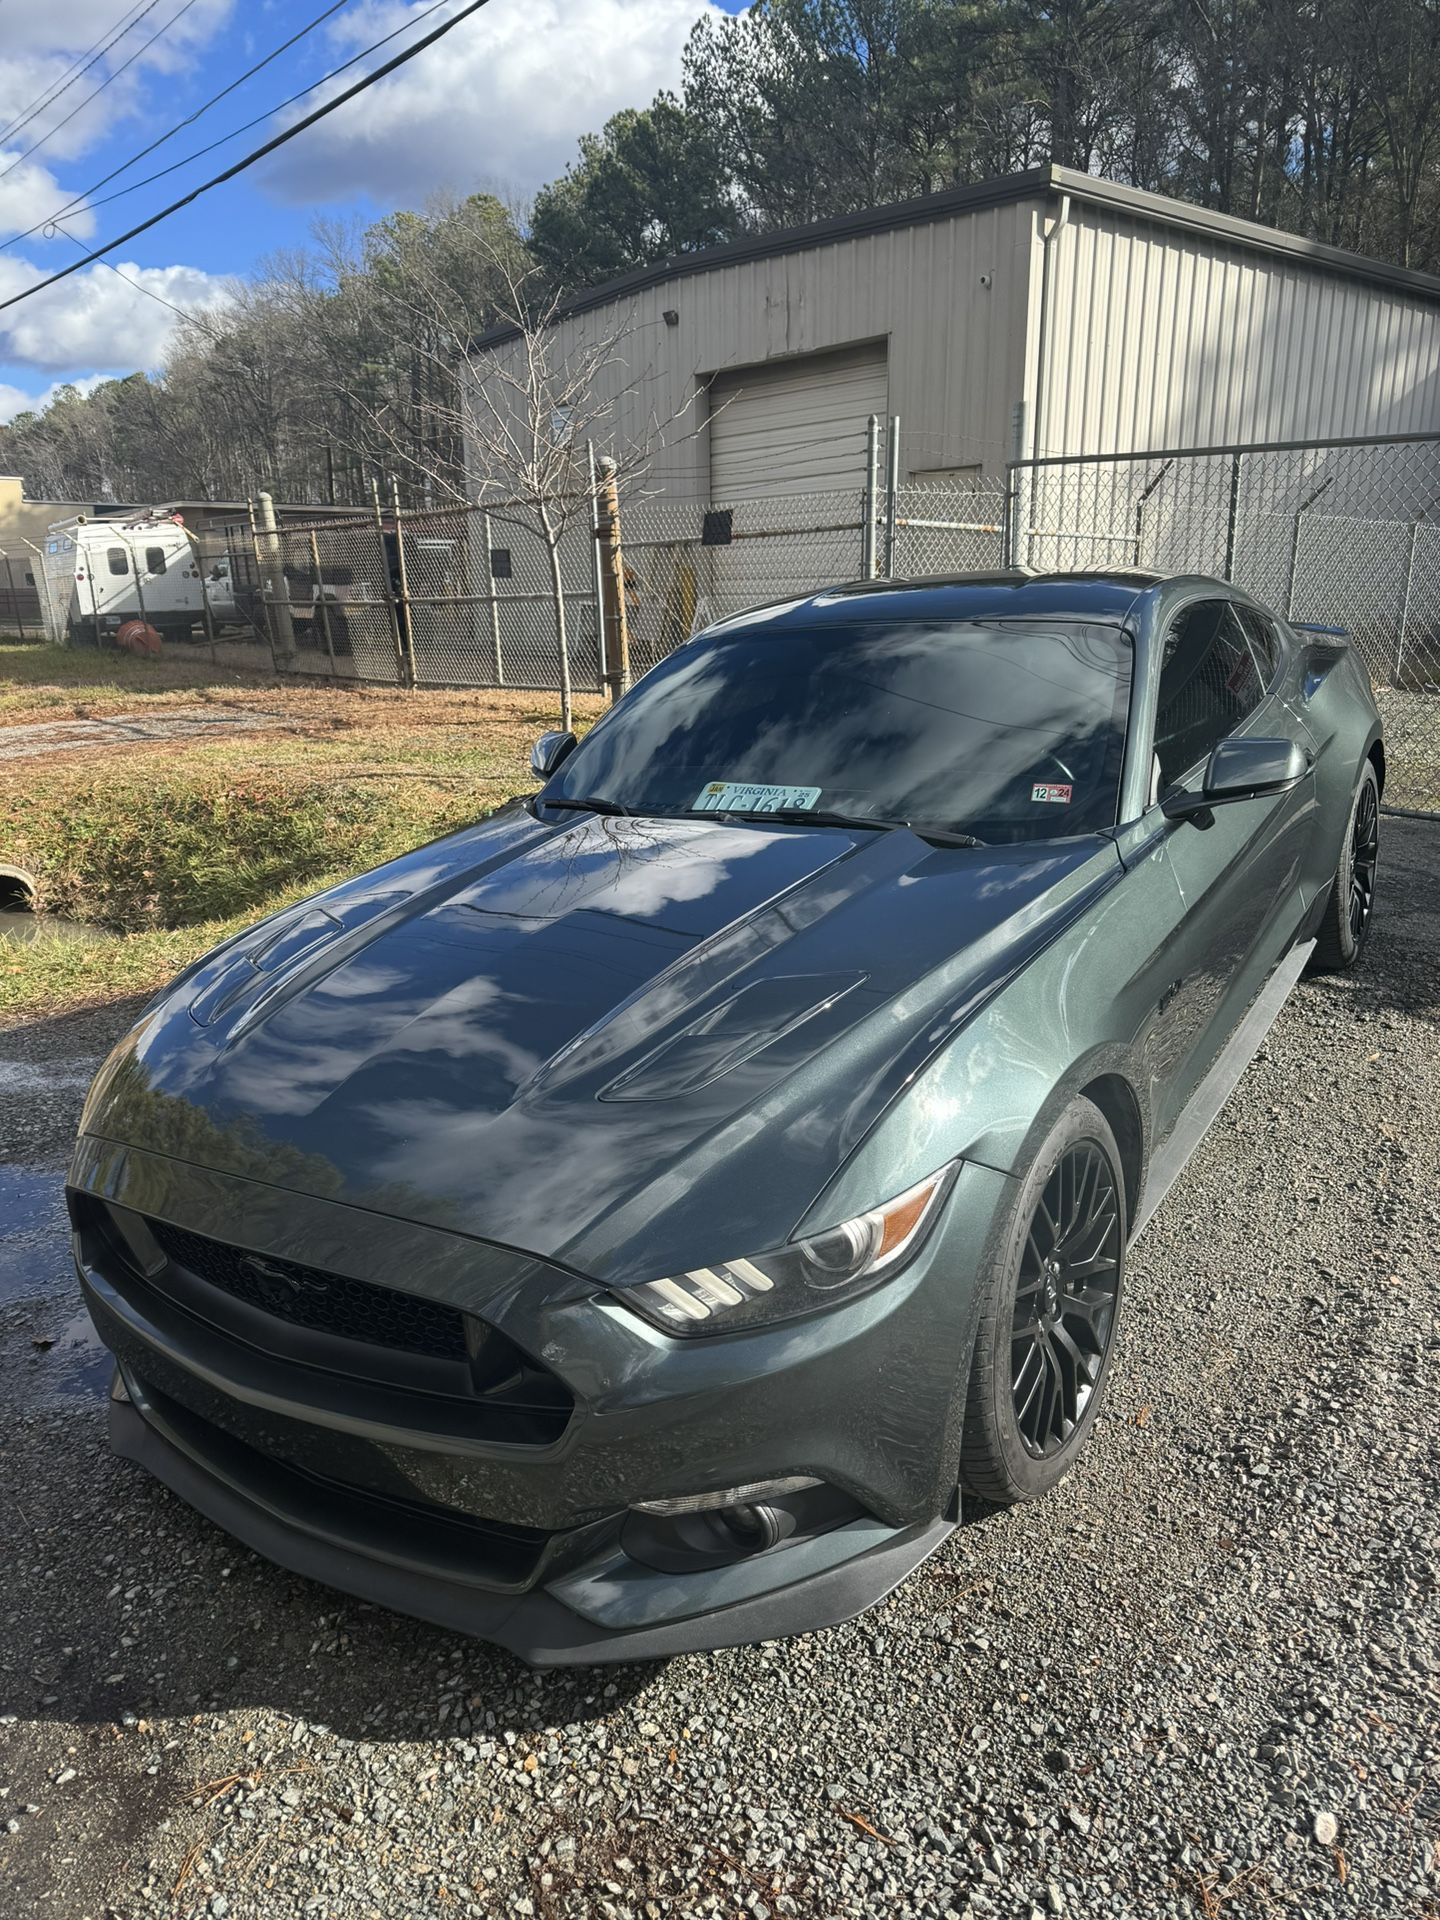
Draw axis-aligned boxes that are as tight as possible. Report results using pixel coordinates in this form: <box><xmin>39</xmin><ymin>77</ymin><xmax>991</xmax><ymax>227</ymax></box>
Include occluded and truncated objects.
<box><xmin>45</xmin><ymin>513</ymin><xmax>238</xmax><ymax>645</ymax></box>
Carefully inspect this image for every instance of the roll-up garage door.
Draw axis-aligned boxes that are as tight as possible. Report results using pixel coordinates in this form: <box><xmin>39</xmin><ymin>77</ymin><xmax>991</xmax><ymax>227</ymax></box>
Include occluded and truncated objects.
<box><xmin>708</xmin><ymin>342</ymin><xmax>889</xmax><ymax>500</ymax></box>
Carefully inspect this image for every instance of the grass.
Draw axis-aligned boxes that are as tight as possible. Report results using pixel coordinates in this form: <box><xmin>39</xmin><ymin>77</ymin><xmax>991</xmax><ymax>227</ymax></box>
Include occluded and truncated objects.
<box><xmin>1</xmin><ymin>643</ymin><xmax>601</xmax><ymax>1023</ymax></box>
<box><xmin>0</xmin><ymin>640</ymin><xmax>282</xmax><ymax>722</ymax></box>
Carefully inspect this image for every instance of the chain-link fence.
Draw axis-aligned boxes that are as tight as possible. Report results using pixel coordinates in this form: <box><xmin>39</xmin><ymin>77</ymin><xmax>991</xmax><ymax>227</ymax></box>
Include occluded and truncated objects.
<box><xmin>0</xmin><ymin>547</ymin><xmax>44</xmax><ymax>640</ymax></box>
<box><xmin>221</xmin><ymin>501</ymin><xmax>606</xmax><ymax>691</ymax></box>
<box><xmin>1009</xmin><ymin>434</ymin><xmax>1440</xmax><ymax>814</ymax></box>
<box><xmin>18</xmin><ymin>436</ymin><xmax>1432</xmax><ymax>813</ymax></box>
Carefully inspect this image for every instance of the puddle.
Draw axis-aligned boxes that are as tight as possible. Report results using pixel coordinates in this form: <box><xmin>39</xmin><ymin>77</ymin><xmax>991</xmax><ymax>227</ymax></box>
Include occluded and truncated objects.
<box><xmin>0</xmin><ymin>1163</ymin><xmax>75</xmax><ymax>1304</ymax></box>
<box><xmin>1</xmin><ymin>1165</ymin><xmax>109</xmax><ymax>1405</ymax></box>
<box><xmin>30</xmin><ymin>1306</ymin><xmax>111</xmax><ymax>1401</ymax></box>
<box><xmin>0</xmin><ymin>911</ymin><xmax>109</xmax><ymax>947</ymax></box>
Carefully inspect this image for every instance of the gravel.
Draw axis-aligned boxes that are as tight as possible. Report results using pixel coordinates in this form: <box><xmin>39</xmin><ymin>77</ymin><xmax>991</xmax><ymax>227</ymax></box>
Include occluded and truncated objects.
<box><xmin>1</xmin><ymin>821</ymin><xmax>1437</xmax><ymax>1920</ymax></box>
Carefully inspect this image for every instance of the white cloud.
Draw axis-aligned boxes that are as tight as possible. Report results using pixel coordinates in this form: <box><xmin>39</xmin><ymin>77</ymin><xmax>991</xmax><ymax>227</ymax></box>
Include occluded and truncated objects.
<box><xmin>0</xmin><ymin>3</ymin><xmax>235</xmax><ymax>167</ymax></box>
<box><xmin>260</xmin><ymin>0</ymin><xmax>726</xmax><ymax>207</ymax></box>
<box><xmin>0</xmin><ymin>151</ymin><xmax>95</xmax><ymax>245</ymax></box>
<box><xmin>0</xmin><ymin>372</ymin><xmax>111</xmax><ymax>424</ymax></box>
<box><xmin>0</xmin><ymin>254</ymin><xmax>234</xmax><ymax>374</ymax></box>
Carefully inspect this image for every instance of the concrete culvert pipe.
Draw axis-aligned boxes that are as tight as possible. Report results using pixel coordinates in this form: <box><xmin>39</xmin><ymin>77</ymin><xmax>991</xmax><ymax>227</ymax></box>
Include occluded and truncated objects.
<box><xmin>0</xmin><ymin>864</ymin><xmax>37</xmax><ymax>912</ymax></box>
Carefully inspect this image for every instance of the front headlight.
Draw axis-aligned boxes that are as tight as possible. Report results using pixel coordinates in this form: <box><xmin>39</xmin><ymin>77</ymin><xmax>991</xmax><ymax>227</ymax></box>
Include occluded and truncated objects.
<box><xmin>612</xmin><ymin>1164</ymin><xmax>955</xmax><ymax>1336</ymax></box>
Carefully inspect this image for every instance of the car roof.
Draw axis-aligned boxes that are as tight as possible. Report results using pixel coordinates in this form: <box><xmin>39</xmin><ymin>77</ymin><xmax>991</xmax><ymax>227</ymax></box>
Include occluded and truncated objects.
<box><xmin>706</xmin><ymin>571</ymin><xmax>1168</xmax><ymax>633</ymax></box>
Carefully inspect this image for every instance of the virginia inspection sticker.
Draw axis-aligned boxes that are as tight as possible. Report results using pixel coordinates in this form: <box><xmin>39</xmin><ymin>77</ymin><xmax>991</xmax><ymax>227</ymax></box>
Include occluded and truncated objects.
<box><xmin>1031</xmin><ymin>782</ymin><xmax>1073</xmax><ymax>804</ymax></box>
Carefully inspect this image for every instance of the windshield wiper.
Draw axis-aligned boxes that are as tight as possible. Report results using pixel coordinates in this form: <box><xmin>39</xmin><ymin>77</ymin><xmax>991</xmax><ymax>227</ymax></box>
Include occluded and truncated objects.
<box><xmin>695</xmin><ymin>806</ymin><xmax>984</xmax><ymax>848</ymax></box>
<box><xmin>535</xmin><ymin>794</ymin><xmax>633</xmax><ymax>817</ymax></box>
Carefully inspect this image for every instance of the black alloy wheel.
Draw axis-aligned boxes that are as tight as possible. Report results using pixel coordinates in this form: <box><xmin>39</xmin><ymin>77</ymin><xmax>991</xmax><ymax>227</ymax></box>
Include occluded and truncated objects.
<box><xmin>1010</xmin><ymin>1142</ymin><xmax>1122</xmax><ymax>1458</ymax></box>
<box><xmin>1348</xmin><ymin>773</ymin><xmax>1379</xmax><ymax>946</ymax></box>
<box><xmin>1310</xmin><ymin>760</ymin><xmax>1380</xmax><ymax>973</ymax></box>
<box><xmin>960</xmin><ymin>1095</ymin><xmax>1129</xmax><ymax>1505</ymax></box>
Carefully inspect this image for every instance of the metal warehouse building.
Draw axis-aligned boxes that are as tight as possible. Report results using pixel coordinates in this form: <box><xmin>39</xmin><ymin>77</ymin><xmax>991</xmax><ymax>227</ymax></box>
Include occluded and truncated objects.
<box><xmin>470</xmin><ymin>163</ymin><xmax>1440</xmax><ymax>497</ymax></box>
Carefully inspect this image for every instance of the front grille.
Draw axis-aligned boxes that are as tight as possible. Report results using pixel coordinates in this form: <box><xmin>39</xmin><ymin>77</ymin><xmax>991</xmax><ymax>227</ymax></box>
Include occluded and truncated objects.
<box><xmin>144</xmin><ymin>1218</ymin><xmax>468</xmax><ymax>1363</ymax></box>
<box><xmin>135</xmin><ymin>1371</ymin><xmax>555</xmax><ymax>1590</ymax></box>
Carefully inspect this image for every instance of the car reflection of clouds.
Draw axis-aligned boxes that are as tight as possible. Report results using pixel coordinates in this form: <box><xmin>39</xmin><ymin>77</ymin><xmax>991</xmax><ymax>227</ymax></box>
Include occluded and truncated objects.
<box><xmin>220</xmin><ymin>975</ymin><xmax>545</xmax><ymax>1120</ymax></box>
<box><xmin>495</xmin><ymin>814</ymin><xmax>777</xmax><ymax>926</ymax></box>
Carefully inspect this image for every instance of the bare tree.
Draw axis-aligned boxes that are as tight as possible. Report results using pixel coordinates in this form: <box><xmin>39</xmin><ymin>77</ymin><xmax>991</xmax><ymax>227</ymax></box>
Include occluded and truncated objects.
<box><xmin>338</xmin><ymin>223</ymin><xmax>691</xmax><ymax>731</ymax></box>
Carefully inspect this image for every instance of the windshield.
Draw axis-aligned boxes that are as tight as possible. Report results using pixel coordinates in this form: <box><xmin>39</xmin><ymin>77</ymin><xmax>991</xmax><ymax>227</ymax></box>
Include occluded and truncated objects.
<box><xmin>544</xmin><ymin>618</ymin><xmax>1132</xmax><ymax>845</ymax></box>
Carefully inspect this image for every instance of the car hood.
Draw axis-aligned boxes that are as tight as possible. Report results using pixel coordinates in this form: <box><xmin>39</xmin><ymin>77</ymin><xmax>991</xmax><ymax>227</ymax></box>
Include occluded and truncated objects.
<box><xmin>78</xmin><ymin>807</ymin><xmax>1120</xmax><ymax>1281</ymax></box>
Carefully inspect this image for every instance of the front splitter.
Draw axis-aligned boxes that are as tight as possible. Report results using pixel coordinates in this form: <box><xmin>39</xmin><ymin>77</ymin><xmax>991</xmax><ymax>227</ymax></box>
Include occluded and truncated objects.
<box><xmin>109</xmin><ymin>1386</ymin><xmax>955</xmax><ymax>1666</ymax></box>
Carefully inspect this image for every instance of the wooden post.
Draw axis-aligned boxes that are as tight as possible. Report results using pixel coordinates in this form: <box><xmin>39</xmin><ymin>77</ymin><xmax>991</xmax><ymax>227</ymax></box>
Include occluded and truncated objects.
<box><xmin>371</xmin><ymin>478</ymin><xmax>407</xmax><ymax>687</ymax></box>
<box><xmin>256</xmin><ymin>490</ymin><xmax>296</xmax><ymax>664</ymax></box>
<box><xmin>587</xmin><ymin>442</ymin><xmax>608</xmax><ymax>692</ymax></box>
<box><xmin>596</xmin><ymin>457</ymin><xmax>630</xmax><ymax>699</ymax></box>
<box><xmin>309</xmin><ymin>529</ymin><xmax>337</xmax><ymax>673</ymax></box>
<box><xmin>388</xmin><ymin>476</ymin><xmax>417</xmax><ymax>688</ymax></box>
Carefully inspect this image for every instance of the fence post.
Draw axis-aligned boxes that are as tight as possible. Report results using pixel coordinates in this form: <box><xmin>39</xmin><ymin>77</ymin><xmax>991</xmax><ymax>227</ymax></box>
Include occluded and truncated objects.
<box><xmin>1222</xmin><ymin>453</ymin><xmax>1243</xmax><ymax>581</ymax></box>
<box><xmin>245</xmin><ymin>500</ymin><xmax>272</xmax><ymax>663</ymax></box>
<box><xmin>389</xmin><ymin>477</ymin><xmax>417</xmax><ymax>688</ymax></box>
<box><xmin>862</xmin><ymin>414</ymin><xmax>880</xmax><ymax>578</ymax></box>
<box><xmin>480</xmin><ymin>508</ymin><xmax>504</xmax><ymax>684</ymax></box>
<box><xmin>596</xmin><ymin>457</ymin><xmax>630</xmax><ymax>699</ymax></box>
<box><xmin>884</xmin><ymin>414</ymin><xmax>901</xmax><ymax>578</ymax></box>
<box><xmin>370</xmin><ymin>478</ymin><xmax>407</xmax><ymax>688</ymax></box>
<box><xmin>2</xmin><ymin>553</ymin><xmax>24</xmax><ymax>639</ymax></box>
<box><xmin>309</xmin><ymin>529</ymin><xmax>337</xmax><ymax>673</ymax></box>
<box><xmin>256</xmin><ymin>490</ymin><xmax>296</xmax><ymax>665</ymax></box>
<box><xmin>180</xmin><ymin>525</ymin><xmax>219</xmax><ymax>662</ymax></box>
<box><xmin>1396</xmin><ymin>516</ymin><xmax>1423</xmax><ymax>684</ymax></box>
<box><xmin>587</xmin><ymin>442</ymin><xmax>608</xmax><ymax>694</ymax></box>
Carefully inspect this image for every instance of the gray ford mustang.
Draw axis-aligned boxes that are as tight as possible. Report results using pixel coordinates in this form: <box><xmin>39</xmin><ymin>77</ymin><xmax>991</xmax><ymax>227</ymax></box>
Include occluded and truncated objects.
<box><xmin>69</xmin><ymin>571</ymin><xmax>1383</xmax><ymax>1664</ymax></box>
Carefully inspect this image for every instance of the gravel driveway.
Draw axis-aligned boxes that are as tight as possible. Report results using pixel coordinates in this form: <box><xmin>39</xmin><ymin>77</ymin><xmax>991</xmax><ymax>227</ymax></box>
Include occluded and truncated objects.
<box><xmin>1</xmin><ymin>821</ymin><xmax>1436</xmax><ymax>1920</ymax></box>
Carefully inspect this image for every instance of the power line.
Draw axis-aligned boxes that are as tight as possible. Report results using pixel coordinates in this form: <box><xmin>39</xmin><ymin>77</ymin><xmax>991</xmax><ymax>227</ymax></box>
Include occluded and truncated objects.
<box><xmin>5</xmin><ymin>0</ymin><xmax>446</xmax><ymax>254</ymax></box>
<box><xmin>40</xmin><ymin>210</ymin><xmax>219</xmax><ymax>329</ymax></box>
<box><xmin>0</xmin><ymin>0</ymin><xmax>495</xmax><ymax>319</ymax></box>
<box><xmin>0</xmin><ymin>1</ymin><xmax>158</xmax><ymax>149</ymax></box>
<box><xmin>0</xmin><ymin>0</ymin><xmax>205</xmax><ymax>188</ymax></box>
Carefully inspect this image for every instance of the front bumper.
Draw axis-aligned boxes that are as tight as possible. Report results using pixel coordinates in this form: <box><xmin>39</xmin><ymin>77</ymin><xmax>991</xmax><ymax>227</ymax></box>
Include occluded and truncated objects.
<box><xmin>70</xmin><ymin>1136</ymin><xmax>1011</xmax><ymax>1663</ymax></box>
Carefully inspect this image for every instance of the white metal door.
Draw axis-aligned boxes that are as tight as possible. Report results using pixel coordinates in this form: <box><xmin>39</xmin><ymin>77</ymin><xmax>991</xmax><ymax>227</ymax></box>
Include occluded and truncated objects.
<box><xmin>708</xmin><ymin>342</ymin><xmax>889</xmax><ymax>500</ymax></box>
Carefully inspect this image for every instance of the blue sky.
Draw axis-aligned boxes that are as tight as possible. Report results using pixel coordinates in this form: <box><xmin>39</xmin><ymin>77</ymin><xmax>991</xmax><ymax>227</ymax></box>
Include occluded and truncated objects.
<box><xmin>0</xmin><ymin>0</ymin><xmax>746</xmax><ymax>423</ymax></box>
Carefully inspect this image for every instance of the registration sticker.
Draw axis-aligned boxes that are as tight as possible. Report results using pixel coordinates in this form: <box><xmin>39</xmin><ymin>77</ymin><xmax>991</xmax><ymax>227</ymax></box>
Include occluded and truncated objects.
<box><xmin>1031</xmin><ymin>782</ymin><xmax>1073</xmax><ymax>804</ymax></box>
<box><xmin>692</xmin><ymin>780</ymin><xmax>822</xmax><ymax>814</ymax></box>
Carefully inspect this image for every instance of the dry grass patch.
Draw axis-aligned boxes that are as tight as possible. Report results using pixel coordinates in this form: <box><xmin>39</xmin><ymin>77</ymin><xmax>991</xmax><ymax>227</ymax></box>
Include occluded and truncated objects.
<box><xmin>1</xmin><ymin>671</ymin><xmax>603</xmax><ymax>1022</ymax></box>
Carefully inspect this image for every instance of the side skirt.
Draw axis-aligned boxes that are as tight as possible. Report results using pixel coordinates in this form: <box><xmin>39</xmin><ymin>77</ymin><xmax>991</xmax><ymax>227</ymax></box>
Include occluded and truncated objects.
<box><xmin>1132</xmin><ymin>938</ymin><xmax>1316</xmax><ymax>1239</ymax></box>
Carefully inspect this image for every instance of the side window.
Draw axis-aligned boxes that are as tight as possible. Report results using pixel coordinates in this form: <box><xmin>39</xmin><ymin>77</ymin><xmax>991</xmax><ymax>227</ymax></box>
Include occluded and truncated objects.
<box><xmin>145</xmin><ymin>546</ymin><xmax>167</xmax><ymax>574</ymax></box>
<box><xmin>1234</xmin><ymin>604</ymin><xmax>1280</xmax><ymax>687</ymax></box>
<box><xmin>107</xmin><ymin>547</ymin><xmax>129</xmax><ymax>576</ymax></box>
<box><xmin>1153</xmin><ymin>600</ymin><xmax>1263</xmax><ymax>786</ymax></box>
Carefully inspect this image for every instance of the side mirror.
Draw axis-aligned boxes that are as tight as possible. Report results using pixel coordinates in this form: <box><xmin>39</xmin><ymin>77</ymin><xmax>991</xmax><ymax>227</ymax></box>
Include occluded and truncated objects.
<box><xmin>1161</xmin><ymin>737</ymin><xmax>1310</xmax><ymax>828</ymax></box>
<box><xmin>530</xmin><ymin>729</ymin><xmax>577</xmax><ymax>780</ymax></box>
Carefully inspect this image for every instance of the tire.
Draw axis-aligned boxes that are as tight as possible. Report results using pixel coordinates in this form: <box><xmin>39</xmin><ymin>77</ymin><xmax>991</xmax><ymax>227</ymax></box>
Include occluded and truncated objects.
<box><xmin>960</xmin><ymin>1096</ymin><xmax>1128</xmax><ymax>1505</ymax></box>
<box><xmin>1308</xmin><ymin>760</ymin><xmax>1380</xmax><ymax>974</ymax></box>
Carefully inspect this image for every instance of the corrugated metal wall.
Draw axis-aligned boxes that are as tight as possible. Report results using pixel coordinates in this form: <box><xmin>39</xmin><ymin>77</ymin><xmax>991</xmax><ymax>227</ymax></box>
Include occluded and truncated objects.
<box><xmin>467</xmin><ymin>185</ymin><xmax>1440</xmax><ymax>503</ymax></box>
<box><xmin>1038</xmin><ymin>204</ymin><xmax>1440</xmax><ymax>456</ymax></box>
<box><xmin>470</xmin><ymin>197</ymin><xmax>1040</xmax><ymax>497</ymax></box>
